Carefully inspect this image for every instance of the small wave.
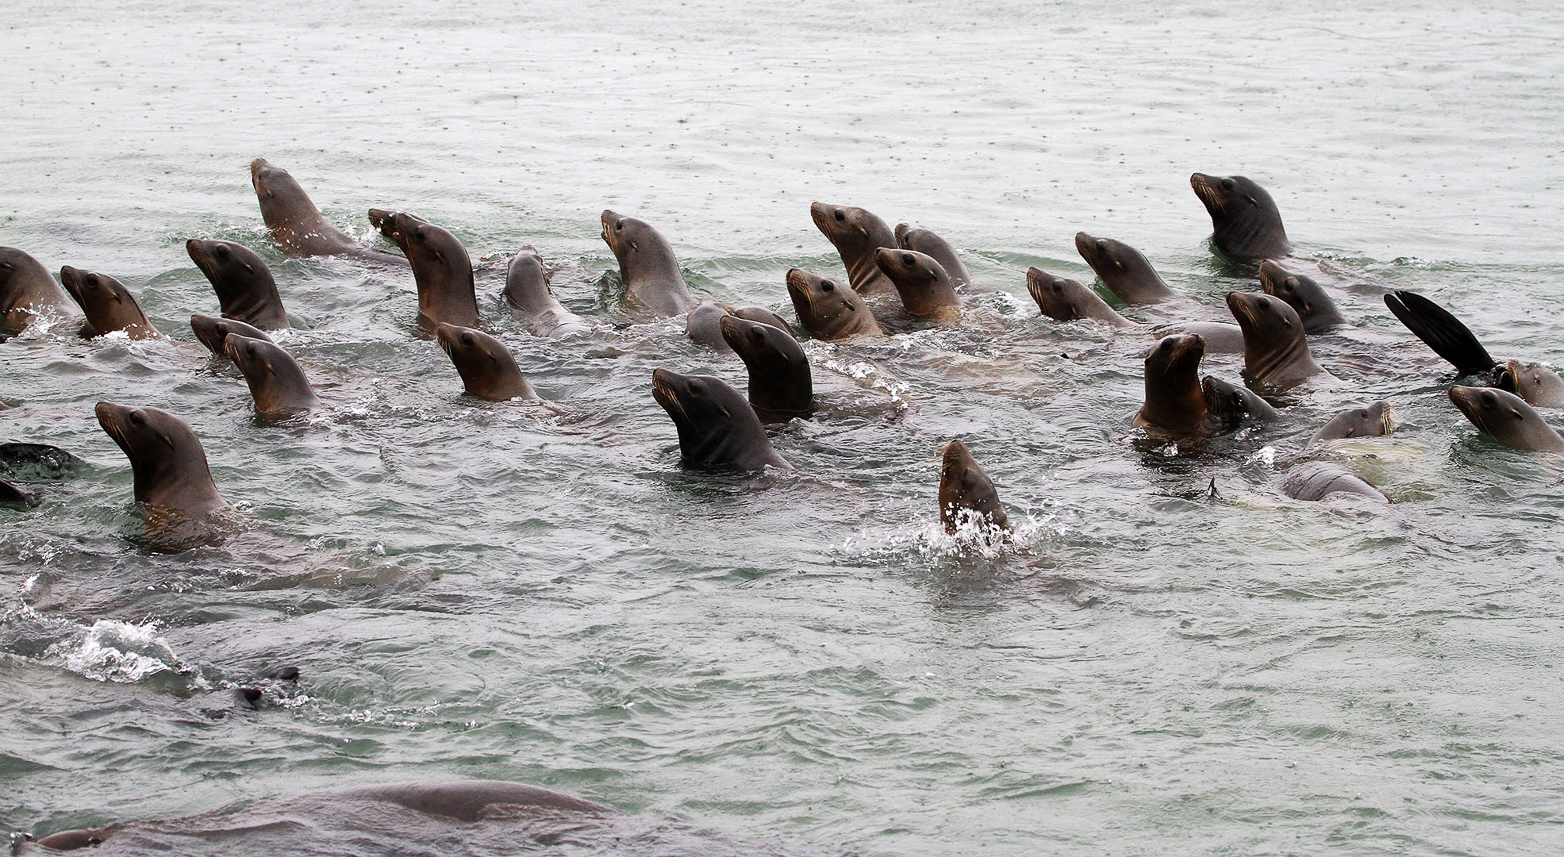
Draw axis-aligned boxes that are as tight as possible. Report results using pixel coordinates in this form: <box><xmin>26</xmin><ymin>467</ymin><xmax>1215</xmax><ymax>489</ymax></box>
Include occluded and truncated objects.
<box><xmin>46</xmin><ymin>619</ymin><xmax>197</xmax><ymax>685</ymax></box>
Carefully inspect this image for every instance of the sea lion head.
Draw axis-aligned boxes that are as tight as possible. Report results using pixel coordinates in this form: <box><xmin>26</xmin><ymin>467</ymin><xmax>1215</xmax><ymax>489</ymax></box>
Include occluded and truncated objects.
<box><xmin>1310</xmin><ymin>402</ymin><xmax>1393</xmax><ymax>445</ymax></box>
<box><xmin>190</xmin><ymin>313</ymin><xmax>272</xmax><ymax>357</ymax></box>
<box><xmin>1497</xmin><ymin>359</ymin><xmax>1564</xmax><ymax>408</ymax></box>
<box><xmin>0</xmin><ymin>246</ymin><xmax>64</xmax><ymax>322</ymax></box>
<box><xmin>1201</xmin><ymin>375</ymin><xmax>1278</xmax><ymax>430</ymax></box>
<box><xmin>810</xmin><ymin>202</ymin><xmax>895</xmax><ymax>250</ymax></box>
<box><xmin>1025</xmin><ymin>267</ymin><xmax>1101</xmax><ymax>322</ymax></box>
<box><xmin>185</xmin><ymin>238</ymin><xmax>285</xmax><ymax>329</ymax></box>
<box><xmin>1258</xmin><ymin>260</ymin><xmax>1344</xmax><ymax>332</ymax></box>
<box><xmin>1226</xmin><ymin>291</ymin><xmax>1320</xmax><ymax>387</ymax></box>
<box><xmin>600</xmin><ymin>210</ymin><xmax>678</xmax><ymax>270</ymax></box>
<box><xmin>719</xmin><ymin>315</ymin><xmax>812</xmax><ymax>420</ymax></box>
<box><xmin>223</xmin><ymin>333</ymin><xmax>318</xmax><ymax>417</ymax></box>
<box><xmin>33</xmin><ymin>826</ymin><xmax>112</xmax><ymax>851</ymax></box>
<box><xmin>784</xmin><ymin>268</ymin><xmax>879</xmax><ymax>339</ymax></box>
<box><xmin>650</xmin><ymin>368</ymin><xmax>784</xmax><ymax>471</ymax></box>
<box><xmin>1190</xmin><ymin>173</ymin><xmax>1290</xmax><ymax>259</ymax></box>
<box><xmin>938</xmin><ymin>440</ymin><xmax>1009</xmax><ymax>534</ymax></box>
<box><xmin>1448</xmin><ymin>385</ymin><xmax>1564</xmax><ymax>451</ymax></box>
<box><xmin>250</xmin><ymin>158</ymin><xmax>320</xmax><ymax>222</ymax></box>
<box><xmin>1073</xmin><ymin>232</ymin><xmax>1134</xmax><ymax>274</ymax></box>
<box><xmin>1137</xmin><ymin>334</ymin><xmax>1208</xmax><ymax>435</ymax></box>
<box><xmin>503</xmin><ymin>246</ymin><xmax>555</xmax><ymax>311</ymax></box>
<box><xmin>185</xmin><ymin>239</ymin><xmax>263</xmax><ymax>286</ymax></box>
<box><xmin>59</xmin><ymin>266</ymin><xmax>152</xmax><ymax>337</ymax></box>
<box><xmin>872</xmin><ymin>248</ymin><xmax>958</xmax><ymax>317</ymax></box>
<box><xmin>95</xmin><ymin>401</ymin><xmax>225</xmax><ymax>517</ymax></box>
<box><xmin>434</xmin><ymin>323</ymin><xmax>533</xmax><ymax>401</ymax></box>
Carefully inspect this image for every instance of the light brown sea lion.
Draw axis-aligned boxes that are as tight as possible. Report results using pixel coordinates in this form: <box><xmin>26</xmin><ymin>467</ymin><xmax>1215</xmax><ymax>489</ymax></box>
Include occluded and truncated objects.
<box><xmin>0</xmin><ymin>246</ymin><xmax>76</xmax><ymax>337</ymax></box>
<box><xmin>1307</xmin><ymin>402</ymin><xmax>1392</xmax><ymax>447</ymax></box>
<box><xmin>651</xmin><ymin>368</ymin><xmax>789</xmax><ymax>471</ymax></box>
<box><xmin>810</xmin><ymin>202</ymin><xmax>898</xmax><ymax>297</ymax></box>
<box><xmin>1074</xmin><ymin>232</ymin><xmax>1178</xmax><ymax>304</ymax></box>
<box><xmin>59</xmin><ymin>266</ymin><xmax>158</xmax><ymax>339</ymax></box>
<box><xmin>250</xmin><ymin>159</ymin><xmax>405</xmax><ymax>264</ymax></box>
<box><xmin>224</xmin><ymin>334</ymin><xmax>320</xmax><ymax>419</ymax></box>
<box><xmin>720</xmin><ymin>315</ymin><xmax>812</xmax><ymax>423</ymax></box>
<box><xmin>367</xmin><ymin>209</ymin><xmax>480</xmax><ymax>334</ymax></box>
<box><xmin>502</xmin><ymin>246</ymin><xmax>591</xmax><ymax>337</ymax></box>
<box><xmin>685</xmin><ymin>297</ymin><xmax>735</xmax><ymax>351</ymax></box>
<box><xmin>938</xmin><ymin>441</ymin><xmax>1009</xmax><ymax>534</ymax></box>
<box><xmin>1498</xmin><ymin>360</ymin><xmax>1564</xmax><ymax>408</ymax></box>
<box><xmin>896</xmin><ymin>223</ymin><xmax>972</xmax><ymax>288</ymax></box>
<box><xmin>1259</xmin><ymin>260</ymin><xmax>1345</xmax><ymax>333</ymax></box>
<box><xmin>872</xmin><ymin>248</ymin><xmax>960</xmax><ymax>320</ymax></box>
<box><xmin>1026</xmin><ymin>267</ymin><xmax>1130</xmax><ymax>326</ymax></box>
<box><xmin>95</xmin><ymin>403</ymin><xmax>228</xmax><ymax>537</ymax></box>
<box><xmin>185</xmin><ymin>239</ymin><xmax>290</xmax><ymax>330</ymax></box>
<box><xmin>784</xmin><ymin>268</ymin><xmax>882</xmax><ymax>340</ymax></box>
<box><xmin>1190</xmin><ymin>173</ymin><xmax>1291</xmax><ymax>260</ymax></box>
<box><xmin>1448</xmin><ymin>385</ymin><xmax>1564</xmax><ymax>452</ymax></box>
<box><xmin>190</xmin><ymin>313</ymin><xmax>272</xmax><ymax>358</ymax></box>
<box><xmin>599</xmin><ymin>210</ymin><xmax>697</xmax><ymax>316</ymax></box>
<box><xmin>434</xmin><ymin>323</ymin><xmax>537</xmax><ymax>402</ymax></box>
<box><xmin>1134</xmin><ymin>334</ymin><xmax>1209</xmax><ymax>437</ymax></box>
<box><xmin>1226</xmin><ymin>291</ymin><xmax>1326</xmax><ymax>389</ymax></box>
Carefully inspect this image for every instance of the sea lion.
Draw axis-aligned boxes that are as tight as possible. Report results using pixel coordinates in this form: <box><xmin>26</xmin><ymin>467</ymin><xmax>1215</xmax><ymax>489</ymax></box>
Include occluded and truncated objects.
<box><xmin>1134</xmin><ymin>334</ymin><xmax>1209</xmax><ymax>436</ymax></box>
<box><xmin>784</xmin><ymin>268</ymin><xmax>882</xmax><ymax>340</ymax></box>
<box><xmin>0</xmin><ymin>246</ymin><xmax>75</xmax><ymax>337</ymax></box>
<box><xmin>223</xmin><ymin>334</ymin><xmax>320</xmax><ymax>418</ymax></box>
<box><xmin>650</xmin><ymin>368</ymin><xmax>789</xmax><ymax>471</ymax></box>
<box><xmin>1226</xmin><ymin>291</ymin><xmax>1326</xmax><ymax>389</ymax></box>
<box><xmin>1151</xmin><ymin>321</ymin><xmax>1247</xmax><ymax>355</ymax></box>
<box><xmin>185</xmin><ymin>239</ymin><xmax>290</xmax><ymax>330</ymax></box>
<box><xmin>1282</xmin><ymin>462</ymin><xmax>1387</xmax><ymax>502</ymax></box>
<box><xmin>368</xmin><ymin>210</ymin><xmax>480</xmax><ymax>333</ymax></box>
<box><xmin>1498</xmin><ymin>360</ymin><xmax>1564</xmax><ymax>408</ymax></box>
<box><xmin>59</xmin><ymin>266</ymin><xmax>159</xmax><ymax>339</ymax></box>
<box><xmin>434</xmin><ymin>323</ymin><xmax>537</xmax><ymax>401</ymax></box>
<box><xmin>938</xmin><ymin>440</ymin><xmax>1009</xmax><ymax>534</ymax></box>
<box><xmin>599</xmin><ymin>210</ymin><xmax>696</xmax><ymax>316</ymax></box>
<box><xmin>1190</xmin><ymin>173</ymin><xmax>1291</xmax><ymax>260</ymax></box>
<box><xmin>0</xmin><ymin>442</ymin><xmax>85</xmax><ymax>480</ymax></box>
<box><xmin>896</xmin><ymin>223</ymin><xmax>972</xmax><ymax>288</ymax></box>
<box><xmin>1259</xmin><ymin>260</ymin><xmax>1345</xmax><ymax>333</ymax></box>
<box><xmin>250</xmin><ymin>159</ymin><xmax>405</xmax><ymax>264</ymax></box>
<box><xmin>873</xmin><ymin>248</ymin><xmax>961</xmax><ymax>319</ymax></box>
<box><xmin>1026</xmin><ymin>267</ymin><xmax>1131</xmax><ymax>327</ymax></box>
<box><xmin>810</xmin><ymin>202</ymin><xmax>898</xmax><ymax>297</ymax></box>
<box><xmin>1307</xmin><ymin>402</ymin><xmax>1392</xmax><ymax>446</ymax></box>
<box><xmin>95</xmin><ymin>402</ymin><xmax>227</xmax><ymax>523</ymax></box>
<box><xmin>1448</xmin><ymin>385</ymin><xmax>1564</xmax><ymax>452</ymax></box>
<box><xmin>1202</xmin><ymin>375</ymin><xmax>1278</xmax><ymax>431</ymax></box>
<box><xmin>502</xmin><ymin>246</ymin><xmax>591</xmax><ymax>337</ymax></box>
<box><xmin>685</xmin><ymin>297</ymin><xmax>735</xmax><ymax>351</ymax></box>
<box><xmin>731</xmin><ymin>306</ymin><xmax>792</xmax><ymax>335</ymax></box>
<box><xmin>1074</xmin><ymin>232</ymin><xmax>1178</xmax><ymax>304</ymax></box>
<box><xmin>719</xmin><ymin>315</ymin><xmax>812</xmax><ymax>422</ymax></box>
<box><xmin>190</xmin><ymin>313</ymin><xmax>272</xmax><ymax>358</ymax></box>
<box><xmin>1385</xmin><ymin>290</ymin><xmax>1564</xmax><ymax>407</ymax></box>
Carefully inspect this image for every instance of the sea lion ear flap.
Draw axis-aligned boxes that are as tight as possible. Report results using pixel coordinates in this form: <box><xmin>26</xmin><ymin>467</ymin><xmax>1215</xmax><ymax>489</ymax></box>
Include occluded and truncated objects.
<box><xmin>157</xmin><ymin>430</ymin><xmax>176</xmax><ymax>449</ymax></box>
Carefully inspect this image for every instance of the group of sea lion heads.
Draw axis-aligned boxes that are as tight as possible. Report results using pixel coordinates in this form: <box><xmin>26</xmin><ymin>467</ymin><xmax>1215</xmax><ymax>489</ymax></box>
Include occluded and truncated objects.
<box><xmin>4</xmin><ymin>161</ymin><xmax>1563</xmax><ymax>546</ymax></box>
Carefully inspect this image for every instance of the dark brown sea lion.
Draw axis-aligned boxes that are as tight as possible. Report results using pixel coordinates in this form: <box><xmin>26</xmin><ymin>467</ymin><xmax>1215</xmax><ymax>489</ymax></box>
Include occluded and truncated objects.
<box><xmin>224</xmin><ymin>334</ymin><xmax>320</xmax><ymax>418</ymax></box>
<box><xmin>1226</xmin><ymin>291</ymin><xmax>1326</xmax><ymax>389</ymax></box>
<box><xmin>938</xmin><ymin>441</ymin><xmax>1009</xmax><ymax>534</ymax></box>
<box><xmin>0</xmin><ymin>246</ymin><xmax>75</xmax><ymax>337</ymax></box>
<box><xmin>785</xmin><ymin>268</ymin><xmax>882</xmax><ymax>340</ymax></box>
<box><xmin>1134</xmin><ymin>334</ymin><xmax>1208</xmax><ymax>437</ymax></box>
<box><xmin>1448</xmin><ymin>386</ymin><xmax>1564</xmax><ymax>452</ymax></box>
<box><xmin>1282</xmin><ymin>462</ymin><xmax>1387</xmax><ymax>502</ymax></box>
<box><xmin>810</xmin><ymin>202</ymin><xmax>898</xmax><ymax>297</ymax></box>
<box><xmin>1258</xmin><ymin>260</ymin><xmax>1345</xmax><ymax>333</ymax></box>
<box><xmin>502</xmin><ymin>246</ymin><xmax>591</xmax><ymax>337</ymax></box>
<box><xmin>1026</xmin><ymin>267</ymin><xmax>1130</xmax><ymax>327</ymax></box>
<box><xmin>368</xmin><ymin>210</ymin><xmax>480</xmax><ymax>333</ymax></box>
<box><xmin>651</xmin><ymin>368</ymin><xmax>789</xmax><ymax>471</ymax></box>
<box><xmin>250</xmin><ymin>159</ymin><xmax>405</xmax><ymax>264</ymax></box>
<box><xmin>1190</xmin><ymin>173</ymin><xmax>1291</xmax><ymax>260</ymax></box>
<box><xmin>59</xmin><ymin>266</ymin><xmax>158</xmax><ymax>339</ymax></box>
<box><xmin>434</xmin><ymin>323</ymin><xmax>537</xmax><ymax>402</ymax></box>
<box><xmin>190</xmin><ymin>313</ymin><xmax>272</xmax><ymax>357</ymax></box>
<box><xmin>95</xmin><ymin>402</ymin><xmax>227</xmax><ymax>523</ymax></box>
<box><xmin>719</xmin><ymin>315</ymin><xmax>812</xmax><ymax>422</ymax></box>
<box><xmin>599</xmin><ymin>210</ymin><xmax>697</xmax><ymax>316</ymax></box>
<box><xmin>873</xmin><ymin>248</ymin><xmax>961</xmax><ymax>319</ymax></box>
<box><xmin>1201</xmin><ymin>376</ymin><xmax>1278</xmax><ymax>431</ymax></box>
<box><xmin>1074</xmin><ymin>232</ymin><xmax>1178</xmax><ymax>304</ymax></box>
<box><xmin>1307</xmin><ymin>402</ymin><xmax>1392</xmax><ymax>446</ymax></box>
<box><xmin>896</xmin><ymin>223</ymin><xmax>972</xmax><ymax>288</ymax></box>
<box><xmin>185</xmin><ymin>239</ymin><xmax>290</xmax><ymax>330</ymax></box>
<box><xmin>1499</xmin><ymin>360</ymin><xmax>1564</xmax><ymax>408</ymax></box>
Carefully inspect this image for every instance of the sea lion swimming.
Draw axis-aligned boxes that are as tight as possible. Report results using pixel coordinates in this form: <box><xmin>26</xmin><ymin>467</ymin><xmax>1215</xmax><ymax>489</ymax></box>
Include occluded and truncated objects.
<box><xmin>1385</xmin><ymin>290</ymin><xmax>1564</xmax><ymax>407</ymax></box>
<box><xmin>95</xmin><ymin>401</ymin><xmax>227</xmax><ymax>528</ymax></box>
<box><xmin>938</xmin><ymin>440</ymin><xmax>1009</xmax><ymax>534</ymax></box>
<box><xmin>1201</xmin><ymin>375</ymin><xmax>1278</xmax><ymax>431</ymax></box>
<box><xmin>434</xmin><ymin>323</ymin><xmax>537</xmax><ymax>402</ymax></box>
<box><xmin>873</xmin><ymin>248</ymin><xmax>961</xmax><ymax>320</ymax></box>
<box><xmin>1498</xmin><ymin>360</ymin><xmax>1564</xmax><ymax>408</ymax></box>
<box><xmin>185</xmin><ymin>239</ymin><xmax>290</xmax><ymax>330</ymax></box>
<box><xmin>59</xmin><ymin>266</ymin><xmax>159</xmax><ymax>339</ymax></box>
<box><xmin>810</xmin><ymin>202</ymin><xmax>899</xmax><ymax>297</ymax></box>
<box><xmin>599</xmin><ymin>210</ymin><xmax>696</xmax><ymax>316</ymax></box>
<box><xmin>1074</xmin><ymin>232</ymin><xmax>1178</xmax><ymax>304</ymax></box>
<box><xmin>1026</xmin><ymin>267</ymin><xmax>1131</xmax><ymax>327</ymax></box>
<box><xmin>651</xmin><ymin>368</ymin><xmax>789</xmax><ymax>471</ymax></box>
<box><xmin>1226</xmin><ymin>291</ymin><xmax>1326</xmax><ymax>389</ymax></box>
<box><xmin>1307</xmin><ymin>402</ymin><xmax>1392</xmax><ymax>446</ymax></box>
<box><xmin>1448</xmin><ymin>385</ymin><xmax>1564</xmax><ymax>452</ymax></box>
<box><xmin>368</xmin><ymin>209</ymin><xmax>480</xmax><ymax>333</ymax></box>
<box><xmin>502</xmin><ymin>246</ymin><xmax>591</xmax><ymax>337</ymax></box>
<box><xmin>1282</xmin><ymin>462</ymin><xmax>1387</xmax><ymax>502</ymax></box>
<box><xmin>250</xmin><ymin>159</ymin><xmax>405</xmax><ymax>264</ymax></box>
<box><xmin>1259</xmin><ymin>260</ymin><xmax>1346</xmax><ymax>333</ymax></box>
<box><xmin>223</xmin><ymin>334</ymin><xmax>320</xmax><ymax>419</ymax></box>
<box><xmin>719</xmin><ymin>315</ymin><xmax>812</xmax><ymax>422</ymax></box>
<box><xmin>190</xmin><ymin>313</ymin><xmax>272</xmax><ymax>358</ymax></box>
<box><xmin>785</xmin><ymin>268</ymin><xmax>882</xmax><ymax>340</ymax></box>
<box><xmin>896</xmin><ymin>223</ymin><xmax>972</xmax><ymax>288</ymax></box>
<box><xmin>1134</xmin><ymin>334</ymin><xmax>1209</xmax><ymax>437</ymax></box>
<box><xmin>0</xmin><ymin>246</ymin><xmax>76</xmax><ymax>337</ymax></box>
<box><xmin>1190</xmin><ymin>173</ymin><xmax>1291</xmax><ymax>260</ymax></box>
<box><xmin>686</xmin><ymin>297</ymin><xmax>736</xmax><ymax>351</ymax></box>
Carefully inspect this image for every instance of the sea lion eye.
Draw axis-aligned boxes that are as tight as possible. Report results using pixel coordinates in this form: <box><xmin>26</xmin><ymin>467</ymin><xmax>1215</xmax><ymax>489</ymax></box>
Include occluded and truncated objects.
<box><xmin>749</xmin><ymin>328</ymin><xmax>764</xmax><ymax>342</ymax></box>
<box><xmin>615</xmin><ymin>221</ymin><xmax>624</xmax><ymax>232</ymax></box>
<box><xmin>214</xmin><ymin>245</ymin><xmax>229</xmax><ymax>257</ymax></box>
<box><xmin>1221</xmin><ymin>178</ymin><xmax>1235</xmax><ymax>190</ymax></box>
<box><xmin>1511</xmin><ymin>408</ymin><xmax>1524</xmax><ymax>419</ymax></box>
<box><xmin>688</xmin><ymin>382</ymin><xmax>704</xmax><ymax>397</ymax></box>
<box><xmin>833</xmin><ymin>209</ymin><xmax>845</xmax><ymax>222</ymax></box>
<box><xmin>129</xmin><ymin>411</ymin><xmax>146</xmax><ymax>426</ymax></box>
<box><xmin>461</xmin><ymin>333</ymin><xmax>475</xmax><ymax>346</ymax></box>
<box><xmin>821</xmin><ymin>281</ymin><xmax>835</xmax><ymax>293</ymax></box>
<box><xmin>901</xmin><ymin>253</ymin><xmax>915</xmax><ymax>266</ymax></box>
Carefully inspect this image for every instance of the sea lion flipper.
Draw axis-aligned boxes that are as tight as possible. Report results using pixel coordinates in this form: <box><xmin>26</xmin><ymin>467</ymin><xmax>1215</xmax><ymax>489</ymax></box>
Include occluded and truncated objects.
<box><xmin>1384</xmin><ymin>290</ymin><xmax>1496</xmax><ymax>375</ymax></box>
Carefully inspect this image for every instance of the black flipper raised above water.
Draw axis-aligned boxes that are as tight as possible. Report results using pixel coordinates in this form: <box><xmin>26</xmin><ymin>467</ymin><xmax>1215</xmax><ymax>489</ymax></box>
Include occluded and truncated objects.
<box><xmin>1383</xmin><ymin>290</ymin><xmax>1496</xmax><ymax>376</ymax></box>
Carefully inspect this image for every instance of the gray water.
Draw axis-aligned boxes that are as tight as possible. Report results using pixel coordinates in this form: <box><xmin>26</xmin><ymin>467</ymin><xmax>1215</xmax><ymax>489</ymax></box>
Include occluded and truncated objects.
<box><xmin>4</xmin><ymin>0</ymin><xmax>1564</xmax><ymax>854</ymax></box>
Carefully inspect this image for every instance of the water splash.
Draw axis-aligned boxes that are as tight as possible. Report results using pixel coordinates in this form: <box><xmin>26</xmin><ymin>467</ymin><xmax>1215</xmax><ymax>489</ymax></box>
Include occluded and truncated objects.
<box><xmin>48</xmin><ymin>619</ymin><xmax>195</xmax><ymax>684</ymax></box>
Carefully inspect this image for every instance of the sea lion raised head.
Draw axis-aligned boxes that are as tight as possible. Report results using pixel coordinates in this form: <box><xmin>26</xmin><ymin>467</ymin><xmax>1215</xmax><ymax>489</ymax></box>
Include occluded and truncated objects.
<box><xmin>1190</xmin><ymin>173</ymin><xmax>1291</xmax><ymax>260</ymax></box>
<box><xmin>650</xmin><ymin>368</ymin><xmax>788</xmax><ymax>471</ymax></box>
<box><xmin>1259</xmin><ymin>260</ymin><xmax>1344</xmax><ymax>333</ymax></box>
<box><xmin>1448</xmin><ymin>385</ymin><xmax>1564</xmax><ymax>452</ymax></box>
<box><xmin>1073</xmin><ymin>232</ymin><xmax>1177</xmax><ymax>304</ymax></box>
<box><xmin>719</xmin><ymin>315</ymin><xmax>812</xmax><ymax>422</ymax></box>
<box><xmin>185</xmin><ymin>239</ymin><xmax>290</xmax><ymax>330</ymax></box>
<box><xmin>938</xmin><ymin>440</ymin><xmax>1009</xmax><ymax>534</ymax></box>
<box><xmin>599</xmin><ymin>210</ymin><xmax>696</xmax><ymax>316</ymax></box>
<box><xmin>223</xmin><ymin>334</ymin><xmax>320</xmax><ymax>418</ymax></box>
<box><xmin>190</xmin><ymin>313</ymin><xmax>272</xmax><ymax>357</ymax></box>
<box><xmin>1201</xmin><ymin>375</ymin><xmax>1278</xmax><ymax>431</ymax></box>
<box><xmin>1135</xmin><ymin>334</ymin><xmax>1208</xmax><ymax>436</ymax></box>
<box><xmin>1226</xmin><ymin>291</ymin><xmax>1324</xmax><ymax>389</ymax></box>
<box><xmin>434</xmin><ymin>323</ymin><xmax>536</xmax><ymax>402</ymax></box>
<box><xmin>784</xmin><ymin>268</ymin><xmax>882</xmax><ymax>340</ymax></box>
<box><xmin>95</xmin><ymin>402</ymin><xmax>227</xmax><ymax>521</ymax></box>
<box><xmin>1307</xmin><ymin>402</ymin><xmax>1392</xmax><ymax>446</ymax></box>
<box><xmin>872</xmin><ymin>248</ymin><xmax>961</xmax><ymax>319</ymax></box>
<box><xmin>809</xmin><ymin>202</ymin><xmax>898</xmax><ymax>297</ymax></box>
<box><xmin>1497</xmin><ymin>359</ymin><xmax>1564</xmax><ymax>408</ymax></box>
<box><xmin>59</xmin><ymin>266</ymin><xmax>158</xmax><ymax>339</ymax></box>
<box><xmin>895</xmin><ymin>224</ymin><xmax>972</xmax><ymax>288</ymax></box>
<box><xmin>251</xmin><ymin>158</ymin><xmax>401</xmax><ymax>262</ymax></box>
<box><xmin>1025</xmin><ymin>266</ymin><xmax>1130</xmax><ymax>326</ymax></box>
<box><xmin>503</xmin><ymin>246</ymin><xmax>591</xmax><ymax>338</ymax></box>
<box><xmin>0</xmin><ymin>246</ymin><xmax>75</xmax><ymax>336</ymax></box>
<box><xmin>367</xmin><ymin>210</ymin><xmax>479</xmax><ymax>333</ymax></box>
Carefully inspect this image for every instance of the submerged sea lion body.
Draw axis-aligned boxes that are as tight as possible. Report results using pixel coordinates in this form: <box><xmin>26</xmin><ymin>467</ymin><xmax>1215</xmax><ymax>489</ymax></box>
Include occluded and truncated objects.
<box><xmin>896</xmin><ymin>224</ymin><xmax>972</xmax><ymax>288</ymax></box>
<box><xmin>1260</xmin><ymin>260</ymin><xmax>1345</xmax><ymax>333</ymax></box>
<box><xmin>1282</xmin><ymin>462</ymin><xmax>1387</xmax><ymax>502</ymax></box>
<box><xmin>1074</xmin><ymin>232</ymin><xmax>1177</xmax><ymax>304</ymax></box>
<box><xmin>434</xmin><ymin>323</ymin><xmax>536</xmax><ymax>402</ymax></box>
<box><xmin>938</xmin><ymin>441</ymin><xmax>1009</xmax><ymax>534</ymax></box>
<box><xmin>1134</xmin><ymin>334</ymin><xmax>1209</xmax><ymax>437</ymax></box>
<box><xmin>59</xmin><ymin>266</ymin><xmax>158</xmax><ymax>339</ymax></box>
<box><xmin>185</xmin><ymin>239</ymin><xmax>290</xmax><ymax>330</ymax></box>
<box><xmin>0</xmin><ymin>246</ymin><xmax>76</xmax><ymax>336</ymax></box>
<box><xmin>224</xmin><ymin>334</ymin><xmax>319</xmax><ymax>418</ymax></box>
<box><xmin>873</xmin><ymin>248</ymin><xmax>961</xmax><ymax>319</ymax></box>
<box><xmin>810</xmin><ymin>202</ymin><xmax>898</xmax><ymax>297</ymax></box>
<box><xmin>1448</xmin><ymin>385</ymin><xmax>1564</xmax><ymax>452</ymax></box>
<box><xmin>651</xmin><ymin>368</ymin><xmax>789</xmax><ymax>471</ymax></box>
<box><xmin>190</xmin><ymin>314</ymin><xmax>272</xmax><ymax>358</ymax></box>
<box><xmin>1226</xmin><ymin>291</ymin><xmax>1325</xmax><ymax>389</ymax></box>
<box><xmin>502</xmin><ymin>247</ymin><xmax>591</xmax><ymax>337</ymax></box>
<box><xmin>1190</xmin><ymin>173</ymin><xmax>1291</xmax><ymax>260</ymax></box>
<box><xmin>720</xmin><ymin>315</ymin><xmax>812</xmax><ymax>422</ymax></box>
<box><xmin>368</xmin><ymin>209</ymin><xmax>480</xmax><ymax>333</ymax></box>
<box><xmin>1202</xmin><ymin>375</ymin><xmax>1278</xmax><ymax>431</ymax></box>
<box><xmin>1307</xmin><ymin>402</ymin><xmax>1392</xmax><ymax>446</ymax></box>
<box><xmin>250</xmin><ymin>159</ymin><xmax>404</xmax><ymax>264</ymax></box>
<box><xmin>599</xmin><ymin>210</ymin><xmax>696</xmax><ymax>316</ymax></box>
<box><xmin>1026</xmin><ymin>267</ymin><xmax>1130</xmax><ymax>327</ymax></box>
<box><xmin>95</xmin><ymin>402</ymin><xmax>227</xmax><ymax>523</ymax></box>
<box><xmin>785</xmin><ymin>268</ymin><xmax>882</xmax><ymax>340</ymax></box>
